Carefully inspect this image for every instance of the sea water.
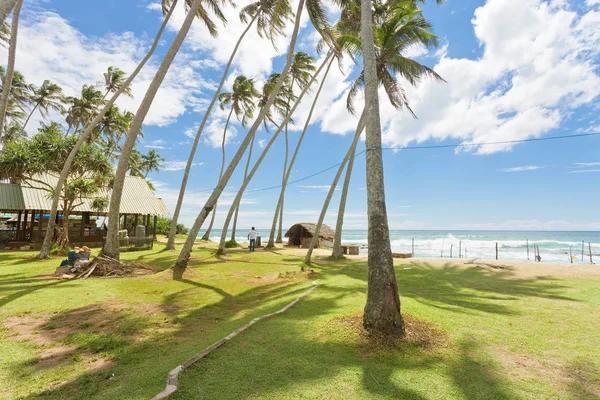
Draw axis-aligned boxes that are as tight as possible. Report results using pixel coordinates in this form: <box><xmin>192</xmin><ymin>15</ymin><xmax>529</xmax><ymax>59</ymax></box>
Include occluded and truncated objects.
<box><xmin>202</xmin><ymin>229</ymin><xmax>600</xmax><ymax>263</ymax></box>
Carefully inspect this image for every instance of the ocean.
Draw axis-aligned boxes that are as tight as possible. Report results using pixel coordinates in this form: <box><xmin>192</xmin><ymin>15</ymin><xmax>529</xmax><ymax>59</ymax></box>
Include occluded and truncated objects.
<box><xmin>201</xmin><ymin>229</ymin><xmax>600</xmax><ymax>263</ymax></box>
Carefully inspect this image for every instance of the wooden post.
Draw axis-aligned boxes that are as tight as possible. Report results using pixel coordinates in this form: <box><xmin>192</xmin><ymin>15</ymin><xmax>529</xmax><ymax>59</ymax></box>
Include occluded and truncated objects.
<box><xmin>153</xmin><ymin>215</ymin><xmax>158</xmax><ymax>240</ymax></box>
<box><xmin>450</xmin><ymin>244</ymin><xmax>453</xmax><ymax>258</ymax></box>
<box><xmin>527</xmin><ymin>239</ymin><xmax>529</xmax><ymax>260</ymax></box>
<box><xmin>29</xmin><ymin>211</ymin><xmax>34</xmax><ymax>242</ymax></box>
<box><xmin>582</xmin><ymin>240</ymin><xmax>585</xmax><ymax>264</ymax></box>
<box><xmin>22</xmin><ymin>211</ymin><xmax>28</xmax><ymax>241</ymax></box>
<box><xmin>411</xmin><ymin>238</ymin><xmax>414</xmax><ymax>257</ymax></box>
<box><xmin>16</xmin><ymin>211</ymin><xmax>22</xmax><ymax>241</ymax></box>
<box><xmin>589</xmin><ymin>242</ymin><xmax>593</xmax><ymax>264</ymax></box>
<box><xmin>459</xmin><ymin>240</ymin><xmax>462</xmax><ymax>258</ymax></box>
<box><xmin>496</xmin><ymin>242</ymin><xmax>498</xmax><ymax>260</ymax></box>
<box><xmin>37</xmin><ymin>210</ymin><xmax>43</xmax><ymax>242</ymax></box>
<box><xmin>570</xmin><ymin>246</ymin><xmax>573</xmax><ymax>264</ymax></box>
<box><xmin>465</xmin><ymin>248</ymin><xmax>467</xmax><ymax>258</ymax></box>
<box><xmin>79</xmin><ymin>213</ymin><xmax>85</xmax><ymax>247</ymax></box>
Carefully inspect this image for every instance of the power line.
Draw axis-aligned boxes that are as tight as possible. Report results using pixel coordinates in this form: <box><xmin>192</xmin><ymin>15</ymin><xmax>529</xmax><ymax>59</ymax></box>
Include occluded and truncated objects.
<box><xmin>185</xmin><ymin>131</ymin><xmax>600</xmax><ymax>195</ymax></box>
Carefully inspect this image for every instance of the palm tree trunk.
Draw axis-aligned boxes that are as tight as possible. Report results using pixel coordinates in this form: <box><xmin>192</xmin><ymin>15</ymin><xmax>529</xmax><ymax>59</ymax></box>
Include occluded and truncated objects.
<box><xmin>305</xmin><ymin>111</ymin><xmax>365</xmax><ymax>264</ymax></box>
<box><xmin>0</xmin><ymin>0</ymin><xmax>17</xmax><ymax>27</ymax></box>
<box><xmin>0</xmin><ymin>0</ymin><xmax>22</xmax><ymax>136</ymax></box>
<box><xmin>332</xmin><ymin>107</ymin><xmax>365</xmax><ymax>258</ymax></box>
<box><xmin>275</xmin><ymin>124</ymin><xmax>289</xmax><ymax>243</ymax></box>
<box><xmin>166</xmin><ymin>13</ymin><xmax>259</xmax><ymax>251</ymax></box>
<box><xmin>230</xmin><ymin>133</ymin><xmax>255</xmax><ymax>242</ymax></box>
<box><xmin>172</xmin><ymin>0</ymin><xmax>308</xmax><ymax>272</ymax></box>
<box><xmin>267</xmin><ymin>55</ymin><xmax>334</xmax><ymax>247</ymax></box>
<box><xmin>216</xmin><ymin>52</ymin><xmax>333</xmax><ymax>256</ymax></box>
<box><xmin>37</xmin><ymin>0</ymin><xmax>179</xmax><ymax>259</ymax></box>
<box><xmin>360</xmin><ymin>0</ymin><xmax>404</xmax><ymax>335</ymax></box>
<box><xmin>201</xmin><ymin>107</ymin><xmax>233</xmax><ymax>241</ymax></box>
<box><xmin>22</xmin><ymin>102</ymin><xmax>39</xmax><ymax>130</ymax></box>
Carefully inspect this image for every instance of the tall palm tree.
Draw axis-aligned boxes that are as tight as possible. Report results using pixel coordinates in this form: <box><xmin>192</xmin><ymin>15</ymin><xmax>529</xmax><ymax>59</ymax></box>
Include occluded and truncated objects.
<box><xmin>22</xmin><ymin>80</ymin><xmax>65</xmax><ymax>129</ymax></box>
<box><xmin>174</xmin><ymin>0</ymin><xmax>327</xmax><ymax>271</ymax></box>
<box><xmin>0</xmin><ymin>122</ymin><xmax>25</xmax><ymax>145</ymax></box>
<box><xmin>166</xmin><ymin>0</ymin><xmax>294</xmax><ymax>250</ymax></box>
<box><xmin>142</xmin><ymin>149</ymin><xmax>165</xmax><ymax>178</ymax></box>
<box><xmin>38</xmin><ymin>0</ymin><xmax>182</xmax><ymax>259</ymax></box>
<box><xmin>332</xmin><ymin>3</ymin><xmax>443</xmax><ymax>259</ymax></box>
<box><xmin>0</xmin><ymin>0</ymin><xmax>18</xmax><ymax>26</ymax></box>
<box><xmin>64</xmin><ymin>85</ymin><xmax>105</xmax><ymax>134</ymax></box>
<box><xmin>215</xmin><ymin>51</ymin><xmax>335</xmax><ymax>256</ymax></box>
<box><xmin>274</xmin><ymin>52</ymin><xmax>316</xmax><ymax>243</ymax></box>
<box><xmin>103</xmin><ymin>67</ymin><xmax>132</xmax><ymax>99</ymax></box>
<box><xmin>201</xmin><ymin>75</ymin><xmax>259</xmax><ymax>241</ymax></box>
<box><xmin>103</xmin><ymin>0</ymin><xmax>229</xmax><ymax>260</ymax></box>
<box><xmin>0</xmin><ymin>0</ymin><xmax>22</xmax><ymax>136</ymax></box>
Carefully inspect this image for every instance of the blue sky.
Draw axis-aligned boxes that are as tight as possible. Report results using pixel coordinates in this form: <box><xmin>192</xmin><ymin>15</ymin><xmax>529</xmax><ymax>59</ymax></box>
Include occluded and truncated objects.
<box><xmin>3</xmin><ymin>0</ymin><xmax>600</xmax><ymax>231</ymax></box>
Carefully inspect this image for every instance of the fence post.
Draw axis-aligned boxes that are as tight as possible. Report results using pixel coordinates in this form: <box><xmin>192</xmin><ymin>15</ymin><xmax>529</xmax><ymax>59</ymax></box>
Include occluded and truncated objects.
<box><xmin>412</xmin><ymin>238</ymin><xmax>414</xmax><ymax>257</ymax></box>
<box><xmin>465</xmin><ymin>248</ymin><xmax>467</xmax><ymax>258</ymax></box>
<box><xmin>570</xmin><ymin>246</ymin><xmax>573</xmax><ymax>264</ymax></box>
<box><xmin>582</xmin><ymin>240</ymin><xmax>585</xmax><ymax>263</ymax></box>
<box><xmin>589</xmin><ymin>242</ymin><xmax>593</xmax><ymax>264</ymax></box>
<box><xmin>450</xmin><ymin>245</ymin><xmax>453</xmax><ymax>258</ymax></box>
<box><xmin>459</xmin><ymin>240</ymin><xmax>462</xmax><ymax>258</ymax></box>
<box><xmin>496</xmin><ymin>242</ymin><xmax>498</xmax><ymax>260</ymax></box>
<box><xmin>527</xmin><ymin>239</ymin><xmax>529</xmax><ymax>260</ymax></box>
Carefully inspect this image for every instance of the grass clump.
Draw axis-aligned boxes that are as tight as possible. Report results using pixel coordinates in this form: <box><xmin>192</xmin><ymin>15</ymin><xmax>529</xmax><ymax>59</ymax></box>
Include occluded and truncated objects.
<box><xmin>224</xmin><ymin>240</ymin><xmax>240</xmax><ymax>248</ymax></box>
<box><xmin>64</xmin><ymin>332</ymin><xmax>129</xmax><ymax>354</ymax></box>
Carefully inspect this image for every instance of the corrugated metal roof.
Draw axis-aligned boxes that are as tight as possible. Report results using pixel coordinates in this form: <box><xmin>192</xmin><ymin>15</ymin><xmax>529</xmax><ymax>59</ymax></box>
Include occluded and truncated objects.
<box><xmin>0</xmin><ymin>175</ymin><xmax>170</xmax><ymax>216</ymax></box>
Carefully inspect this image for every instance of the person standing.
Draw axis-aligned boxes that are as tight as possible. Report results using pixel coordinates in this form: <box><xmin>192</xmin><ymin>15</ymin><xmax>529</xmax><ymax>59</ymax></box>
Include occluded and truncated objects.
<box><xmin>248</xmin><ymin>227</ymin><xmax>258</xmax><ymax>252</ymax></box>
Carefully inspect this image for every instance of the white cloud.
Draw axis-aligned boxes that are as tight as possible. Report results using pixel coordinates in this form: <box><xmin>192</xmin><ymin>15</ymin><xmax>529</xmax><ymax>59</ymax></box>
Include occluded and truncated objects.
<box><xmin>4</xmin><ymin>10</ymin><xmax>216</xmax><ymax>134</ymax></box>
<box><xmin>257</xmin><ymin>139</ymin><xmax>266</xmax><ymax>149</ymax></box>
<box><xmin>575</xmin><ymin>162</ymin><xmax>600</xmax><ymax>167</ymax></box>
<box><xmin>319</xmin><ymin>0</ymin><xmax>600</xmax><ymax>155</ymax></box>
<box><xmin>144</xmin><ymin>139</ymin><xmax>167</xmax><ymax>149</ymax></box>
<box><xmin>298</xmin><ymin>184</ymin><xmax>339</xmax><ymax>191</ymax></box>
<box><xmin>500</xmin><ymin>165</ymin><xmax>543</xmax><ymax>172</ymax></box>
<box><xmin>568</xmin><ymin>169</ymin><xmax>600</xmax><ymax>173</ymax></box>
<box><xmin>203</xmin><ymin>118</ymin><xmax>237</xmax><ymax>148</ymax></box>
<box><xmin>163</xmin><ymin>160</ymin><xmax>204</xmax><ymax>171</ymax></box>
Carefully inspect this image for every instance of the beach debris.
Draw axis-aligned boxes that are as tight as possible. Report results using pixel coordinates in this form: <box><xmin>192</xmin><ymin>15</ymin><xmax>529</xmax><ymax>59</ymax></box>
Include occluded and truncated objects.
<box><xmin>69</xmin><ymin>255</ymin><xmax>156</xmax><ymax>279</ymax></box>
<box><xmin>466</xmin><ymin>259</ymin><xmax>514</xmax><ymax>271</ymax></box>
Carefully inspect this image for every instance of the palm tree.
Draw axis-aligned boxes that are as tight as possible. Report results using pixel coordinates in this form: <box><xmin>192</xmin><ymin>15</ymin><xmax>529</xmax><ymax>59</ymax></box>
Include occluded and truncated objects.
<box><xmin>38</xmin><ymin>0</ymin><xmax>182</xmax><ymax>259</ymax></box>
<box><xmin>331</xmin><ymin>4</ymin><xmax>443</xmax><ymax>259</ymax></box>
<box><xmin>103</xmin><ymin>67</ymin><xmax>132</xmax><ymax>99</ymax></box>
<box><xmin>0</xmin><ymin>0</ymin><xmax>23</xmax><ymax>136</ymax></box>
<box><xmin>201</xmin><ymin>75</ymin><xmax>259</xmax><ymax>241</ymax></box>
<box><xmin>142</xmin><ymin>149</ymin><xmax>165</xmax><ymax>178</ymax></box>
<box><xmin>229</xmin><ymin>72</ymin><xmax>293</xmax><ymax>242</ymax></box>
<box><xmin>174</xmin><ymin>0</ymin><xmax>328</xmax><ymax>271</ymax></box>
<box><xmin>0</xmin><ymin>122</ymin><xmax>25</xmax><ymax>145</ymax></box>
<box><xmin>166</xmin><ymin>0</ymin><xmax>294</xmax><ymax>250</ymax></box>
<box><xmin>0</xmin><ymin>0</ymin><xmax>18</xmax><ymax>26</ymax></box>
<box><xmin>103</xmin><ymin>0</ymin><xmax>229</xmax><ymax>260</ymax></box>
<box><xmin>128</xmin><ymin>149</ymin><xmax>144</xmax><ymax>177</ymax></box>
<box><xmin>22</xmin><ymin>80</ymin><xmax>65</xmax><ymax>129</ymax></box>
<box><xmin>215</xmin><ymin>51</ymin><xmax>335</xmax><ymax>256</ymax></box>
<box><xmin>64</xmin><ymin>85</ymin><xmax>105</xmax><ymax>134</ymax></box>
<box><xmin>273</xmin><ymin>52</ymin><xmax>316</xmax><ymax>243</ymax></box>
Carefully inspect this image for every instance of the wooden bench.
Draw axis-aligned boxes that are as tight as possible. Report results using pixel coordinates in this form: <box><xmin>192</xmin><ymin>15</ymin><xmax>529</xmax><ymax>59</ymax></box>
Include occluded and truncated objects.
<box><xmin>341</xmin><ymin>245</ymin><xmax>360</xmax><ymax>255</ymax></box>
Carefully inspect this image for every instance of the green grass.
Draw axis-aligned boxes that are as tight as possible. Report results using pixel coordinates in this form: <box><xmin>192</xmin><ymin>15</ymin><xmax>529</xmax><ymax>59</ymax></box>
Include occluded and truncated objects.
<box><xmin>1</xmin><ymin>245</ymin><xmax>599</xmax><ymax>400</ymax></box>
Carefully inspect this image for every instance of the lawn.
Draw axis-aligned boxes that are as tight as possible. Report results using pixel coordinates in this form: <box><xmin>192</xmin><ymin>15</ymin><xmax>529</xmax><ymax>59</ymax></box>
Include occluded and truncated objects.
<box><xmin>1</xmin><ymin>243</ymin><xmax>599</xmax><ymax>400</ymax></box>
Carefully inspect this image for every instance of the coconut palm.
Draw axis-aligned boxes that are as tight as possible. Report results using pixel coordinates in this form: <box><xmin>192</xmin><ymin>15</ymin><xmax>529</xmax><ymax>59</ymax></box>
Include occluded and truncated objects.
<box><xmin>103</xmin><ymin>0</ymin><xmax>230</xmax><ymax>260</ymax></box>
<box><xmin>173</xmin><ymin>0</ymin><xmax>332</xmax><ymax>271</ymax></box>
<box><xmin>229</xmin><ymin>73</ymin><xmax>293</xmax><ymax>243</ymax></box>
<box><xmin>38</xmin><ymin>0</ymin><xmax>182</xmax><ymax>259</ymax></box>
<box><xmin>22</xmin><ymin>80</ymin><xmax>66</xmax><ymax>129</ymax></box>
<box><xmin>0</xmin><ymin>122</ymin><xmax>25</xmax><ymax>145</ymax></box>
<box><xmin>103</xmin><ymin>67</ymin><xmax>132</xmax><ymax>99</ymax></box>
<box><xmin>141</xmin><ymin>149</ymin><xmax>165</xmax><ymax>178</ymax></box>
<box><xmin>64</xmin><ymin>85</ymin><xmax>106</xmax><ymax>134</ymax></box>
<box><xmin>166</xmin><ymin>0</ymin><xmax>295</xmax><ymax>250</ymax></box>
<box><xmin>201</xmin><ymin>75</ymin><xmax>259</xmax><ymax>241</ymax></box>
<box><xmin>214</xmin><ymin>51</ymin><xmax>335</xmax><ymax>256</ymax></box>
<box><xmin>0</xmin><ymin>0</ymin><xmax>23</xmax><ymax>136</ymax></box>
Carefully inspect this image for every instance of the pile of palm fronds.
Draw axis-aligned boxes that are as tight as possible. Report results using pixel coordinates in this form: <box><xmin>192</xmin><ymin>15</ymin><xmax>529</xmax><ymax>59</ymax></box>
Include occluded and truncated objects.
<box><xmin>75</xmin><ymin>255</ymin><xmax>156</xmax><ymax>278</ymax></box>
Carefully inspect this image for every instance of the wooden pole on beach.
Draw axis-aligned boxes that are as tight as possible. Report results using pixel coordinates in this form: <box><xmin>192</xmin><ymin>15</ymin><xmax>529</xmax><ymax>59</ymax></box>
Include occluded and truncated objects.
<box><xmin>589</xmin><ymin>242</ymin><xmax>593</xmax><ymax>264</ymax></box>
<box><xmin>582</xmin><ymin>240</ymin><xmax>585</xmax><ymax>263</ymax></box>
<box><xmin>450</xmin><ymin>245</ymin><xmax>453</xmax><ymax>258</ymax></box>
<box><xmin>570</xmin><ymin>246</ymin><xmax>573</xmax><ymax>264</ymax></box>
<box><xmin>459</xmin><ymin>241</ymin><xmax>462</xmax><ymax>258</ymax></box>
<box><xmin>465</xmin><ymin>248</ymin><xmax>467</xmax><ymax>258</ymax></box>
<box><xmin>496</xmin><ymin>242</ymin><xmax>498</xmax><ymax>260</ymax></box>
<box><xmin>527</xmin><ymin>239</ymin><xmax>529</xmax><ymax>260</ymax></box>
<box><xmin>412</xmin><ymin>238</ymin><xmax>414</xmax><ymax>257</ymax></box>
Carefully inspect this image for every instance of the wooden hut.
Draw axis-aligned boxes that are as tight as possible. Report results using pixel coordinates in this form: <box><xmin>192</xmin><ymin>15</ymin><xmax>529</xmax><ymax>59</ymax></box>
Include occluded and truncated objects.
<box><xmin>284</xmin><ymin>222</ymin><xmax>335</xmax><ymax>248</ymax></box>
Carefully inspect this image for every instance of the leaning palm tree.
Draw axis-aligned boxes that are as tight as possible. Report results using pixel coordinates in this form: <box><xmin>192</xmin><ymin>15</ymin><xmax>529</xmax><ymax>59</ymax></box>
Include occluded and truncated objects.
<box><xmin>173</xmin><ymin>0</ymin><xmax>332</xmax><ymax>272</ymax></box>
<box><xmin>0</xmin><ymin>0</ymin><xmax>18</xmax><ymax>26</ymax></box>
<box><xmin>103</xmin><ymin>67</ymin><xmax>132</xmax><ymax>99</ymax></box>
<box><xmin>38</xmin><ymin>0</ymin><xmax>183</xmax><ymax>259</ymax></box>
<box><xmin>201</xmin><ymin>75</ymin><xmax>259</xmax><ymax>241</ymax></box>
<box><xmin>0</xmin><ymin>0</ymin><xmax>22</xmax><ymax>136</ymax></box>
<box><xmin>215</xmin><ymin>51</ymin><xmax>335</xmax><ymax>256</ymax></box>
<box><xmin>274</xmin><ymin>52</ymin><xmax>316</xmax><ymax>243</ymax></box>
<box><xmin>102</xmin><ymin>0</ymin><xmax>230</xmax><ymax>260</ymax></box>
<box><xmin>166</xmin><ymin>0</ymin><xmax>294</xmax><ymax>250</ymax></box>
<box><xmin>142</xmin><ymin>149</ymin><xmax>165</xmax><ymax>178</ymax></box>
<box><xmin>22</xmin><ymin>80</ymin><xmax>65</xmax><ymax>129</ymax></box>
<box><xmin>64</xmin><ymin>85</ymin><xmax>105</xmax><ymax>134</ymax></box>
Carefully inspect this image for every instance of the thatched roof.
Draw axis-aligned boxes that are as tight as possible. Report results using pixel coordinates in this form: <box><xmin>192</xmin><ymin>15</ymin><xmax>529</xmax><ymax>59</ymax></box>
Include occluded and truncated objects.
<box><xmin>284</xmin><ymin>222</ymin><xmax>335</xmax><ymax>241</ymax></box>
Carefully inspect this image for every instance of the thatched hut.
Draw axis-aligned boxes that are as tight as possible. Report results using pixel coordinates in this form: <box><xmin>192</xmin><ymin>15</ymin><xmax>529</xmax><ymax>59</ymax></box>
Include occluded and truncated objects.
<box><xmin>284</xmin><ymin>222</ymin><xmax>335</xmax><ymax>248</ymax></box>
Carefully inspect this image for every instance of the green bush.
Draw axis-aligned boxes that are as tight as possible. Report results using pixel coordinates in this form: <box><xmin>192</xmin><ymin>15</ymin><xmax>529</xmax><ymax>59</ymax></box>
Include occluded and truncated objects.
<box><xmin>154</xmin><ymin>217</ymin><xmax>188</xmax><ymax>235</ymax></box>
<box><xmin>224</xmin><ymin>240</ymin><xmax>239</xmax><ymax>248</ymax></box>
